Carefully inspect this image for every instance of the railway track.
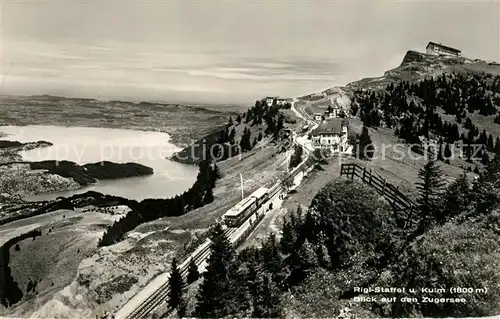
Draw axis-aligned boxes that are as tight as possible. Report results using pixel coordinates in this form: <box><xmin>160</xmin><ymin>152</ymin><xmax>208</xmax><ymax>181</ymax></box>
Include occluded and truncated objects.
<box><xmin>122</xmin><ymin>227</ymin><xmax>237</xmax><ymax>319</ymax></box>
<box><xmin>122</xmin><ymin>168</ymin><xmax>306</xmax><ymax>319</ymax></box>
<box><xmin>118</xmin><ymin>109</ymin><xmax>317</xmax><ymax>319</ymax></box>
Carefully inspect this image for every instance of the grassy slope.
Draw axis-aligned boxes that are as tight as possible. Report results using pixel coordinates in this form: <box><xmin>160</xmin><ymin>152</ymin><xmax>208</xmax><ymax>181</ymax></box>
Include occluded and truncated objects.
<box><xmin>277</xmin><ymin>52</ymin><xmax>500</xmax><ymax>317</ymax></box>
<box><xmin>0</xmin><ymin>206</ymin><xmax>127</xmax><ymax>317</ymax></box>
<box><xmin>301</xmin><ymin>51</ymin><xmax>500</xmax><ymax>115</ymax></box>
<box><xmin>17</xmin><ymin>132</ymin><xmax>292</xmax><ymax>318</ymax></box>
<box><xmin>172</xmin><ymin>109</ymin><xmax>300</xmax><ymax>165</ymax></box>
<box><xmin>287</xmin><ymin>51</ymin><xmax>491</xmax><ymax>208</ymax></box>
<box><xmin>283</xmin><ymin>207</ymin><xmax>500</xmax><ymax>317</ymax></box>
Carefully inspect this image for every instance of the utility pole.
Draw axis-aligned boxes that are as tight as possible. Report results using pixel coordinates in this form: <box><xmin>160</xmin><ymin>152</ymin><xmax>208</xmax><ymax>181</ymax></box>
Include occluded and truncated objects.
<box><xmin>286</xmin><ymin>148</ymin><xmax>291</xmax><ymax>173</ymax></box>
<box><xmin>240</xmin><ymin>173</ymin><xmax>244</xmax><ymax>199</ymax></box>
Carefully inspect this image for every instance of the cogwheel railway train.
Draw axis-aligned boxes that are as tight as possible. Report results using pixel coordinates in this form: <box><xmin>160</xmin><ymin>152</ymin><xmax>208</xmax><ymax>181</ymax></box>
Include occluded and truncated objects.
<box><xmin>222</xmin><ymin>187</ymin><xmax>270</xmax><ymax>227</ymax></box>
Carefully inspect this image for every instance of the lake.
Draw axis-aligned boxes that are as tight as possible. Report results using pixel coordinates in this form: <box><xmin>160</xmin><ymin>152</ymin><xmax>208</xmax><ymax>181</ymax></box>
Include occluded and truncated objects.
<box><xmin>0</xmin><ymin>125</ymin><xmax>199</xmax><ymax>201</ymax></box>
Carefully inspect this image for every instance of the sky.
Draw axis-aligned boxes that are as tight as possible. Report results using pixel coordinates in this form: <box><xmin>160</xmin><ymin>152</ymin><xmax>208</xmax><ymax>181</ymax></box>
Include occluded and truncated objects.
<box><xmin>1</xmin><ymin>0</ymin><xmax>499</xmax><ymax>105</ymax></box>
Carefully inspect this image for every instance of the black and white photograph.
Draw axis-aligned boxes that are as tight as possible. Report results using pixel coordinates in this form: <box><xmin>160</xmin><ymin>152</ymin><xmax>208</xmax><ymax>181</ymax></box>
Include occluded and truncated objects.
<box><xmin>0</xmin><ymin>1</ymin><xmax>500</xmax><ymax>318</ymax></box>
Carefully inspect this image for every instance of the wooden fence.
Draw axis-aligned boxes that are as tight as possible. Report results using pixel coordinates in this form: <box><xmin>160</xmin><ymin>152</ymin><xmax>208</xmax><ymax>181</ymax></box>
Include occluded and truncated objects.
<box><xmin>340</xmin><ymin>163</ymin><xmax>416</xmax><ymax>227</ymax></box>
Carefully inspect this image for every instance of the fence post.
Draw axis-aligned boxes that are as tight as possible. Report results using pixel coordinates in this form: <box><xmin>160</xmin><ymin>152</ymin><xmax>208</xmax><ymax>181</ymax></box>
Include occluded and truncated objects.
<box><xmin>406</xmin><ymin>209</ymin><xmax>413</xmax><ymax>229</ymax></box>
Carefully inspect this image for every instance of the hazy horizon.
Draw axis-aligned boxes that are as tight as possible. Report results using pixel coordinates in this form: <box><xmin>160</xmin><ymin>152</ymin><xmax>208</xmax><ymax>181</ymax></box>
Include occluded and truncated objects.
<box><xmin>1</xmin><ymin>0</ymin><xmax>499</xmax><ymax>105</ymax></box>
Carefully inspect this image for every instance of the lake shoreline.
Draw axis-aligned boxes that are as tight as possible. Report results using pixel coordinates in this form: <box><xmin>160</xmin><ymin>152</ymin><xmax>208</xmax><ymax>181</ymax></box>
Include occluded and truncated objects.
<box><xmin>0</xmin><ymin>125</ymin><xmax>199</xmax><ymax>202</ymax></box>
<box><xmin>0</xmin><ymin>95</ymin><xmax>235</xmax><ymax>149</ymax></box>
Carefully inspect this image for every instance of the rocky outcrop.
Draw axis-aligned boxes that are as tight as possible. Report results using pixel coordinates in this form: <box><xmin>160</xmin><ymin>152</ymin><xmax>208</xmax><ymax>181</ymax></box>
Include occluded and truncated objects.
<box><xmin>400</xmin><ymin>50</ymin><xmax>428</xmax><ymax>64</ymax></box>
<box><xmin>400</xmin><ymin>50</ymin><xmax>466</xmax><ymax>67</ymax></box>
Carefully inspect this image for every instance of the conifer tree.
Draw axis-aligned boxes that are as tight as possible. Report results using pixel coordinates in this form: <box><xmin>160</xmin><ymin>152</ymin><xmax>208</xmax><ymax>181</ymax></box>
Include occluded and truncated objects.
<box><xmin>477</xmin><ymin>130</ymin><xmax>488</xmax><ymax>145</ymax></box>
<box><xmin>482</xmin><ymin>151</ymin><xmax>490</xmax><ymax>165</ymax></box>
<box><xmin>274</xmin><ymin>115</ymin><xmax>285</xmax><ymax>140</ymax></box>
<box><xmin>245</xmin><ymin>109</ymin><xmax>253</xmax><ymax>123</ymax></box>
<box><xmin>177</xmin><ymin>298</ymin><xmax>188</xmax><ymax>318</ymax></box>
<box><xmin>168</xmin><ymin>257</ymin><xmax>184</xmax><ymax>310</ymax></box>
<box><xmin>203</xmin><ymin>188</ymin><xmax>214</xmax><ymax>204</ymax></box>
<box><xmin>212</xmin><ymin>162</ymin><xmax>221</xmax><ymax>179</ymax></box>
<box><xmin>229</xmin><ymin>127</ymin><xmax>236</xmax><ymax>144</ymax></box>
<box><xmin>442</xmin><ymin>171</ymin><xmax>471</xmax><ymax>222</ymax></box>
<box><xmin>351</xmin><ymin>104</ymin><xmax>359</xmax><ymax>117</ymax></box>
<box><xmin>300</xmin><ymin>210</ymin><xmax>317</xmax><ymax>243</ymax></box>
<box><xmin>472</xmin><ymin>155</ymin><xmax>500</xmax><ymax>214</ymax></box>
<box><xmin>186</xmin><ymin>258</ymin><xmax>200</xmax><ymax>284</ymax></box>
<box><xmin>358</xmin><ymin>125</ymin><xmax>375</xmax><ymax>160</ymax></box>
<box><xmin>415</xmin><ymin>158</ymin><xmax>445</xmax><ymax>232</ymax></box>
<box><xmin>261</xmin><ymin>233</ymin><xmax>288</xmax><ymax>289</ymax></box>
<box><xmin>494</xmin><ymin>114</ymin><xmax>500</xmax><ymax>124</ymax></box>
<box><xmin>252</xmin><ymin>274</ymin><xmax>282</xmax><ymax>318</ymax></box>
<box><xmin>488</xmin><ymin>134</ymin><xmax>495</xmax><ymax>151</ymax></box>
<box><xmin>288</xmin><ymin>239</ymin><xmax>318</xmax><ymax>285</ymax></box>
<box><xmin>436</xmin><ymin>137</ymin><xmax>444</xmax><ymax>161</ymax></box>
<box><xmin>289</xmin><ymin>145</ymin><xmax>303</xmax><ymax>168</ymax></box>
<box><xmin>257</xmin><ymin>131</ymin><xmax>263</xmax><ymax>142</ymax></box>
<box><xmin>315</xmin><ymin>243</ymin><xmax>331</xmax><ymax>269</ymax></box>
<box><xmin>225</xmin><ymin>261</ymin><xmax>252</xmax><ymax>317</ymax></box>
<box><xmin>240</xmin><ymin>127</ymin><xmax>252</xmax><ymax>152</ymax></box>
<box><xmin>195</xmin><ymin>224</ymin><xmax>235</xmax><ymax>318</ymax></box>
<box><xmin>236</xmin><ymin>114</ymin><xmax>242</xmax><ymax>124</ymax></box>
<box><xmin>450</xmin><ymin>123</ymin><xmax>460</xmax><ymax>142</ymax></box>
<box><xmin>280</xmin><ymin>217</ymin><xmax>296</xmax><ymax>255</ymax></box>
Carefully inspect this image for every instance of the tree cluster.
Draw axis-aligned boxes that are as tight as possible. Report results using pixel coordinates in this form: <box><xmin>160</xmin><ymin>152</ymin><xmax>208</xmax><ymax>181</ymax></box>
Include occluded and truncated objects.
<box><xmin>354</xmin><ymin>73</ymin><xmax>500</xmax><ymax>149</ymax></box>
<box><xmin>289</xmin><ymin>145</ymin><xmax>304</xmax><ymax>169</ymax></box>
<box><xmin>382</xmin><ymin>157</ymin><xmax>500</xmax><ymax>317</ymax></box>
<box><xmin>176</xmin><ymin>156</ymin><xmax>500</xmax><ymax>317</ymax></box>
<box><xmin>185</xmin><ymin>179</ymin><xmax>395</xmax><ymax>318</ymax></box>
<box><xmin>246</xmin><ymin>100</ymin><xmax>285</xmax><ymax>140</ymax></box>
<box><xmin>354</xmin><ymin>125</ymin><xmax>375</xmax><ymax>160</ymax></box>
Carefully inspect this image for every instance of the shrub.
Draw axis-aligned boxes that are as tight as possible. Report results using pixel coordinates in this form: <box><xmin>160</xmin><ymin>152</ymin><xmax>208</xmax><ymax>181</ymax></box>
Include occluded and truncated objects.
<box><xmin>381</xmin><ymin>209</ymin><xmax>500</xmax><ymax>317</ymax></box>
<box><xmin>308</xmin><ymin>179</ymin><xmax>395</xmax><ymax>269</ymax></box>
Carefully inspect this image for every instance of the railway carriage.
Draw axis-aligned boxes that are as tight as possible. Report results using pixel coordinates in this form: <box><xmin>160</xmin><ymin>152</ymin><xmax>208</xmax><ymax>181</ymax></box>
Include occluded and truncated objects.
<box><xmin>249</xmin><ymin>187</ymin><xmax>269</xmax><ymax>207</ymax></box>
<box><xmin>223</xmin><ymin>187</ymin><xmax>270</xmax><ymax>227</ymax></box>
<box><xmin>223</xmin><ymin>196</ymin><xmax>257</xmax><ymax>227</ymax></box>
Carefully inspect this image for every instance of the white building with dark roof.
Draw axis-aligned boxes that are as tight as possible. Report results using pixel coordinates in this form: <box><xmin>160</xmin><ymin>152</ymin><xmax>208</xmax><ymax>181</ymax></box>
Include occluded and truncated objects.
<box><xmin>426</xmin><ymin>42</ymin><xmax>461</xmax><ymax>57</ymax></box>
<box><xmin>276</xmin><ymin>98</ymin><xmax>291</xmax><ymax>106</ymax></box>
<box><xmin>311</xmin><ymin>119</ymin><xmax>350</xmax><ymax>153</ymax></box>
<box><xmin>265</xmin><ymin>97</ymin><xmax>275</xmax><ymax>107</ymax></box>
<box><xmin>264</xmin><ymin>97</ymin><xmax>291</xmax><ymax>107</ymax></box>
